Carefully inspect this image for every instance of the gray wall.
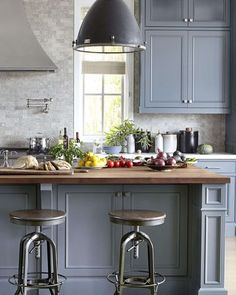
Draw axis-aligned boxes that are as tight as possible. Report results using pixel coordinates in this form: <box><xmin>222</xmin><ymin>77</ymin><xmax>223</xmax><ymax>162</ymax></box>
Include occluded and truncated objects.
<box><xmin>0</xmin><ymin>0</ymin><xmax>225</xmax><ymax>152</ymax></box>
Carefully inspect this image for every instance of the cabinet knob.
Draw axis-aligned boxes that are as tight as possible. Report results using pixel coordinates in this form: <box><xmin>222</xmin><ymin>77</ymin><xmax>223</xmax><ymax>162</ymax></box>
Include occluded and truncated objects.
<box><xmin>182</xmin><ymin>99</ymin><xmax>188</xmax><ymax>103</ymax></box>
<box><xmin>188</xmin><ymin>99</ymin><xmax>193</xmax><ymax>104</ymax></box>
<box><xmin>188</xmin><ymin>18</ymin><xmax>194</xmax><ymax>22</ymax></box>
<box><xmin>114</xmin><ymin>192</ymin><xmax>122</xmax><ymax>198</ymax></box>
<box><xmin>183</xmin><ymin>18</ymin><xmax>188</xmax><ymax>22</ymax></box>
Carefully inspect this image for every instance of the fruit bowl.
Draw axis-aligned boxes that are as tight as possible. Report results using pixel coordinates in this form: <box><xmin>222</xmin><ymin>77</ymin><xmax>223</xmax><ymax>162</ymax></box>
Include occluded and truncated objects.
<box><xmin>147</xmin><ymin>162</ymin><xmax>187</xmax><ymax>171</ymax></box>
<box><xmin>75</xmin><ymin>164</ymin><xmax>106</xmax><ymax>170</ymax></box>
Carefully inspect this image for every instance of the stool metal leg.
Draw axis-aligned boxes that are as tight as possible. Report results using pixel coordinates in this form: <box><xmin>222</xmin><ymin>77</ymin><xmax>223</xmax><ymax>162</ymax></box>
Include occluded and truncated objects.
<box><xmin>15</xmin><ymin>234</ymin><xmax>29</xmax><ymax>295</ymax></box>
<box><xmin>46</xmin><ymin>236</ymin><xmax>59</xmax><ymax>295</ymax></box>
<box><xmin>116</xmin><ymin>230</ymin><xmax>158</xmax><ymax>295</ymax></box>
<box><xmin>13</xmin><ymin>232</ymin><xmax>62</xmax><ymax>295</ymax></box>
<box><xmin>117</xmin><ymin>231</ymin><xmax>137</xmax><ymax>295</ymax></box>
<box><xmin>23</xmin><ymin>233</ymin><xmax>39</xmax><ymax>295</ymax></box>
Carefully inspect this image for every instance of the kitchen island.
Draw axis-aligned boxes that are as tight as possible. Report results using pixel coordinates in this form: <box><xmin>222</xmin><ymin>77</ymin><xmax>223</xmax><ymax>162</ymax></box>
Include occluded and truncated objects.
<box><xmin>0</xmin><ymin>166</ymin><xmax>230</xmax><ymax>295</ymax></box>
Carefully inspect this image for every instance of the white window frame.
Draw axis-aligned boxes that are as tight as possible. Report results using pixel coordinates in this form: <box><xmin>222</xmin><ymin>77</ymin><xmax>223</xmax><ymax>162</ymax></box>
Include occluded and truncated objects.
<box><xmin>74</xmin><ymin>0</ymin><xmax>134</xmax><ymax>142</ymax></box>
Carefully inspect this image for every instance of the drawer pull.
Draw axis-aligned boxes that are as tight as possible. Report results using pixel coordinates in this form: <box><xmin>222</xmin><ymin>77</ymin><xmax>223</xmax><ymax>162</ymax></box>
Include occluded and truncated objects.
<box><xmin>205</xmin><ymin>166</ymin><xmax>220</xmax><ymax>170</ymax></box>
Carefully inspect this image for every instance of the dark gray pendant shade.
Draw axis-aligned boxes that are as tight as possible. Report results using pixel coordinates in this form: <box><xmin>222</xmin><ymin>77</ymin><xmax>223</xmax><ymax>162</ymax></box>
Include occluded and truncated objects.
<box><xmin>73</xmin><ymin>0</ymin><xmax>146</xmax><ymax>53</ymax></box>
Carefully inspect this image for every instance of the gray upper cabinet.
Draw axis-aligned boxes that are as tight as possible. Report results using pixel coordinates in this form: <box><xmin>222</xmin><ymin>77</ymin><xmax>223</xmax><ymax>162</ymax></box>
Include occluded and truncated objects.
<box><xmin>140</xmin><ymin>30</ymin><xmax>230</xmax><ymax>113</ymax></box>
<box><xmin>145</xmin><ymin>0</ymin><xmax>230</xmax><ymax>27</ymax></box>
<box><xmin>189</xmin><ymin>0</ymin><xmax>230</xmax><ymax>27</ymax></box>
<box><xmin>141</xmin><ymin>30</ymin><xmax>188</xmax><ymax>109</ymax></box>
<box><xmin>146</xmin><ymin>0</ymin><xmax>188</xmax><ymax>27</ymax></box>
<box><xmin>188</xmin><ymin>30</ymin><xmax>230</xmax><ymax>110</ymax></box>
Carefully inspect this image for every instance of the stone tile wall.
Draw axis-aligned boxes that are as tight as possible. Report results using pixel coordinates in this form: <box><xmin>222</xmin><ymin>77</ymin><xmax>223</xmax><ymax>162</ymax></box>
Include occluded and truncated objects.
<box><xmin>0</xmin><ymin>0</ymin><xmax>74</xmax><ymax>148</ymax></box>
<box><xmin>0</xmin><ymin>0</ymin><xmax>225</xmax><ymax>152</ymax></box>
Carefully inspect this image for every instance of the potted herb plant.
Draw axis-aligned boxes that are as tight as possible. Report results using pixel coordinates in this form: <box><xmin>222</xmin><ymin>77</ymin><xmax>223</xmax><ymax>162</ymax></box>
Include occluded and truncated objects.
<box><xmin>134</xmin><ymin>129</ymin><xmax>152</xmax><ymax>153</ymax></box>
<box><xmin>104</xmin><ymin>120</ymin><xmax>137</xmax><ymax>153</ymax></box>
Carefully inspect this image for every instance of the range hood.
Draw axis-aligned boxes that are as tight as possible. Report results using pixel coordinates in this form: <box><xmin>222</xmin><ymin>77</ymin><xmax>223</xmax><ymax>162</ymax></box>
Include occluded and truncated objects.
<box><xmin>0</xmin><ymin>0</ymin><xmax>57</xmax><ymax>71</ymax></box>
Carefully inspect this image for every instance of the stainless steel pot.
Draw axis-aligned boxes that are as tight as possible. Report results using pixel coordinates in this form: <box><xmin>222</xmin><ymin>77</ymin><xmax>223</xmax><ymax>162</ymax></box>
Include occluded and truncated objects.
<box><xmin>29</xmin><ymin>137</ymin><xmax>50</xmax><ymax>153</ymax></box>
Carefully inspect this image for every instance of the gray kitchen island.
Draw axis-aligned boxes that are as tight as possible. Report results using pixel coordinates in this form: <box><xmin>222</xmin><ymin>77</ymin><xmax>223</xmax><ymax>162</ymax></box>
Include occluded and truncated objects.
<box><xmin>0</xmin><ymin>166</ymin><xmax>230</xmax><ymax>295</ymax></box>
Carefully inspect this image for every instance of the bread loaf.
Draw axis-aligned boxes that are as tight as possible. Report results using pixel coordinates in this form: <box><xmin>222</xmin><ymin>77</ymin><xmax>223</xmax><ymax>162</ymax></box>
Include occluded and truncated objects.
<box><xmin>38</xmin><ymin>160</ymin><xmax>71</xmax><ymax>171</ymax></box>
<box><xmin>13</xmin><ymin>156</ymin><xmax>39</xmax><ymax>169</ymax></box>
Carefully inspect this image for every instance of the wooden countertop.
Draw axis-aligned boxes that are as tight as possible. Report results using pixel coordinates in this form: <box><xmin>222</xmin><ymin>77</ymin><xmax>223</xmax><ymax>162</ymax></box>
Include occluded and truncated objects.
<box><xmin>0</xmin><ymin>166</ymin><xmax>230</xmax><ymax>184</ymax></box>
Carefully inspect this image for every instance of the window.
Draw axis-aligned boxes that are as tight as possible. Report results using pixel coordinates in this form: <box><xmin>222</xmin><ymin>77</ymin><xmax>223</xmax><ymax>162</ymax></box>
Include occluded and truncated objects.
<box><xmin>74</xmin><ymin>0</ymin><xmax>134</xmax><ymax>141</ymax></box>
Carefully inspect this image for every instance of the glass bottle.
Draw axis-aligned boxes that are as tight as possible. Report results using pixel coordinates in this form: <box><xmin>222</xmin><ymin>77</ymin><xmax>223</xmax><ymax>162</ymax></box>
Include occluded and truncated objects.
<box><xmin>75</xmin><ymin>132</ymin><xmax>81</xmax><ymax>148</ymax></box>
<box><xmin>155</xmin><ymin>131</ymin><xmax>163</xmax><ymax>153</ymax></box>
<box><xmin>58</xmin><ymin>130</ymin><xmax>63</xmax><ymax>145</ymax></box>
<box><xmin>127</xmin><ymin>134</ymin><xmax>135</xmax><ymax>154</ymax></box>
<box><xmin>63</xmin><ymin>127</ymin><xmax>68</xmax><ymax>149</ymax></box>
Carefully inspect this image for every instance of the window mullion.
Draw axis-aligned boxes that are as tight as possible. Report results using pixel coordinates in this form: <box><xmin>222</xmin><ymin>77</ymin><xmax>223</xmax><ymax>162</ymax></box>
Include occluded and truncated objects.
<box><xmin>82</xmin><ymin>75</ymin><xmax>86</xmax><ymax>136</ymax></box>
<box><xmin>122</xmin><ymin>76</ymin><xmax>124</xmax><ymax>121</ymax></box>
<box><xmin>102</xmin><ymin>74</ymin><xmax>105</xmax><ymax>134</ymax></box>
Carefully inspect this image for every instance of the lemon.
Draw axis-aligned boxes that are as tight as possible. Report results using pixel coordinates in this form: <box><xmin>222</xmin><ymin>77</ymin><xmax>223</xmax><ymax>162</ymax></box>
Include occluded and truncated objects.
<box><xmin>85</xmin><ymin>160</ymin><xmax>92</xmax><ymax>167</ymax></box>
<box><xmin>78</xmin><ymin>160</ymin><xmax>85</xmax><ymax>167</ymax></box>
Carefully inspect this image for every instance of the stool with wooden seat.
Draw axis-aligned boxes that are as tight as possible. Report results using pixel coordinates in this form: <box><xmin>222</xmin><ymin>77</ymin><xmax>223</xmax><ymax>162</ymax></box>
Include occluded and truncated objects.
<box><xmin>107</xmin><ymin>210</ymin><xmax>166</xmax><ymax>295</ymax></box>
<box><xmin>8</xmin><ymin>209</ymin><xmax>66</xmax><ymax>295</ymax></box>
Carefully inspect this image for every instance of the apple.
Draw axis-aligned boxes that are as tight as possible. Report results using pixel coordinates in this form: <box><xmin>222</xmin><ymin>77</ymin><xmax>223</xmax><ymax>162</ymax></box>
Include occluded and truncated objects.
<box><xmin>165</xmin><ymin>158</ymin><xmax>177</xmax><ymax>166</ymax></box>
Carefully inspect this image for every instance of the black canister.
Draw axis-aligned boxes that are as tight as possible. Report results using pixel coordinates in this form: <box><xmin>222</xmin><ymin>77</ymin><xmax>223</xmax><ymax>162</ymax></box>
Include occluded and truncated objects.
<box><xmin>177</xmin><ymin>128</ymin><xmax>199</xmax><ymax>153</ymax></box>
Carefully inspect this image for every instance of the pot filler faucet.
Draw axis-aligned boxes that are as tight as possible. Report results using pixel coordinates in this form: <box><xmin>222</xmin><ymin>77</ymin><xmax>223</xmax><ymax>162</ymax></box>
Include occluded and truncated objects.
<box><xmin>27</xmin><ymin>98</ymin><xmax>53</xmax><ymax>113</ymax></box>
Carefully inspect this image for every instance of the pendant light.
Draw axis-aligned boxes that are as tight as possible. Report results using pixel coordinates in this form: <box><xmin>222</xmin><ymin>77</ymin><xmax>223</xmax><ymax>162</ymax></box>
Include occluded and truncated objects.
<box><xmin>73</xmin><ymin>0</ymin><xmax>146</xmax><ymax>53</ymax></box>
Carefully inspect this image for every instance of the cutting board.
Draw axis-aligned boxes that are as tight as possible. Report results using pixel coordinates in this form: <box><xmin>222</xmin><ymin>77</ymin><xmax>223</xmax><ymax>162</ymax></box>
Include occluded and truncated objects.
<box><xmin>0</xmin><ymin>168</ymin><xmax>73</xmax><ymax>175</ymax></box>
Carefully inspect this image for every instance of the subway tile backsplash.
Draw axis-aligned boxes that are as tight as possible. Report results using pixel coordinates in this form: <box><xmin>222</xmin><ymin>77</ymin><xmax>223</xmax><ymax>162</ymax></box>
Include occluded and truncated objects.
<box><xmin>134</xmin><ymin>113</ymin><xmax>225</xmax><ymax>152</ymax></box>
<box><xmin>0</xmin><ymin>0</ymin><xmax>226</xmax><ymax>152</ymax></box>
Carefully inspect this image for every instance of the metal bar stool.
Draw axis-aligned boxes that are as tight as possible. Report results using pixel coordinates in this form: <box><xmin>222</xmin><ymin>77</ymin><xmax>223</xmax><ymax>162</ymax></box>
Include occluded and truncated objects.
<box><xmin>8</xmin><ymin>209</ymin><xmax>66</xmax><ymax>295</ymax></box>
<box><xmin>107</xmin><ymin>210</ymin><xmax>166</xmax><ymax>295</ymax></box>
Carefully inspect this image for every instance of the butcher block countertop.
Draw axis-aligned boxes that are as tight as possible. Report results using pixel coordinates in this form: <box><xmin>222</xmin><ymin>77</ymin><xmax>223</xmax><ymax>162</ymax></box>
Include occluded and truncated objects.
<box><xmin>0</xmin><ymin>166</ymin><xmax>230</xmax><ymax>184</ymax></box>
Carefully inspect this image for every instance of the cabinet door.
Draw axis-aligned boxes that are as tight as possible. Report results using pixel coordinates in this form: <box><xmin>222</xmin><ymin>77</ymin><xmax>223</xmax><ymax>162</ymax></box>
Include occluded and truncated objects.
<box><xmin>0</xmin><ymin>185</ymin><xmax>36</xmax><ymax>295</ymax></box>
<box><xmin>189</xmin><ymin>0</ymin><xmax>230</xmax><ymax>27</ymax></box>
<box><xmin>140</xmin><ymin>30</ymin><xmax>188</xmax><ymax>112</ymax></box>
<box><xmin>123</xmin><ymin>185</ymin><xmax>188</xmax><ymax>276</ymax></box>
<box><xmin>188</xmin><ymin>31</ymin><xmax>230</xmax><ymax>111</ymax></box>
<box><xmin>145</xmin><ymin>0</ymin><xmax>188</xmax><ymax>27</ymax></box>
<box><xmin>56</xmin><ymin>185</ymin><xmax>122</xmax><ymax>295</ymax></box>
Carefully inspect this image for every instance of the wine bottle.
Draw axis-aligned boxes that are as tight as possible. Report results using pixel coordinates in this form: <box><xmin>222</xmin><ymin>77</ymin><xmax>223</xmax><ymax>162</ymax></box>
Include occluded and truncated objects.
<box><xmin>63</xmin><ymin>127</ymin><xmax>68</xmax><ymax>149</ymax></box>
<box><xmin>58</xmin><ymin>130</ymin><xmax>63</xmax><ymax>145</ymax></box>
<box><xmin>75</xmin><ymin>132</ymin><xmax>81</xmax><ymax>148</ymax></box>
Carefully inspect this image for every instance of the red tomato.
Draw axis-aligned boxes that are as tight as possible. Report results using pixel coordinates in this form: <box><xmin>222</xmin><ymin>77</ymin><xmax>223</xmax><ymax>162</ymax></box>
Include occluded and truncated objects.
<box><xmin>114</xmin><ymin>160</ymin><xmax>120</xmax><ymax>168</ymax></box>
<box><xmin>125</xmin><ymin>160</ymin><xmax>133</xmax><ymax>168</ymax></box>
<box><xmin>119</xmin><ymin>159</ymin><xmax>126</xmax><ymax>167</ymax></box>
<box><xmin>107</xmin><ymin>160</ymin><xmax>114</xmax><ymax>168</ymax></box>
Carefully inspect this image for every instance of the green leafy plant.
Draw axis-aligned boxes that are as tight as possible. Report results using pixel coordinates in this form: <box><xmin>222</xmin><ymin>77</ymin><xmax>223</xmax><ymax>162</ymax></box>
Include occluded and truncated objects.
<box><xmin>135</xmin><ymin>129</ymin><xmax>152</xmax><ymax>152</ymax></box>
<box><xmin>104</xmin><ymin>120</ymin><xmax>137</xmax><ymax>148</ymax></box>
<box><xmin>49</xmin><ymin>142</ymin><xmax>85</xmax><ymax>165</ymax></box>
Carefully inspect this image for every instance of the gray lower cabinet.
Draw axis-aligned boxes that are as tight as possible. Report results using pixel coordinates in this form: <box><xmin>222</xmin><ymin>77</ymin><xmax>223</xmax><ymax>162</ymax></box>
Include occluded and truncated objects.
<box><xmin>140</xmin><ymin>30</ymin><xmax>230</xmax><ymax>114</ymax></box>
<box><xmin>145</xmin><ymin>0</ymin><xmax>230</xmax><ymax>27</ymax></box>
<box><xmin>52</xmin><ymin>184</ymin><xmax>188</xmax><ymax>295</ymax></box>
<box><xmin>0</xmin><ymin>185</ymin><xmax>37</xmax><ymax>295</ymax></box>
<box><xmin>195</xmin><ymin>160</ymin><xmax>236</xmax><ymax>236</ymax></box>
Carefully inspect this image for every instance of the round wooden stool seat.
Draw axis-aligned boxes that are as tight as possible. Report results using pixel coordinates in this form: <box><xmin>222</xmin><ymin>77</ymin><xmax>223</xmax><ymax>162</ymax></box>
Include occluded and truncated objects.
<box><xmin>109</xmin><ymin>210</ymin><xmax>166</xmax><ymax>227</ymax></box>
<box><xmin>9</xmin><ymin>209</ymin><xmax>66</xmax><ymax>226</ymax></box>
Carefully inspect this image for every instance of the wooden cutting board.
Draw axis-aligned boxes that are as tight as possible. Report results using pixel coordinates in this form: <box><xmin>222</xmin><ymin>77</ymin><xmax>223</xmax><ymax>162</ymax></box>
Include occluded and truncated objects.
<box><xmin>0</xmin><ymin>168</ymin><xmax>73</xmax><ymax>175</ymax></box>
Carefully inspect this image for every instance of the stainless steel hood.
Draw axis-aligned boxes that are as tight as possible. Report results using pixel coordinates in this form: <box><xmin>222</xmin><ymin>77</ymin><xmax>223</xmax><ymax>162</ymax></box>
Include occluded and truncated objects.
<box><xmin>0</xmin><ymin>0</ymin><xmax>57</xmax><ymax>71</ymax></box>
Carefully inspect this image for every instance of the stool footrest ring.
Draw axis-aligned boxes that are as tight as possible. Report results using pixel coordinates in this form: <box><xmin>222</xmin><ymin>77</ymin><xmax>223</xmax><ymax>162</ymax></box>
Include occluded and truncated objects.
<box><xmin>9</xmin><ymin>272</ymin><xmax>67</xmax><ymax>289</ymax></box>
<box><xmin>107</xmin><ymin>270</ymin><xmax>165</xmax><ymax>289</ymax></box>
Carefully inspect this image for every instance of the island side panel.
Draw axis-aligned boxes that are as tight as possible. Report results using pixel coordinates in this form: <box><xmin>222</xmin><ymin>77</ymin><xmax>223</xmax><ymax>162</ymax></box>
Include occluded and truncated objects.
<box><xmin>199</xmin><ymin>184</ymin><xmax>227</xmax><ymax>295</ymax></box>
